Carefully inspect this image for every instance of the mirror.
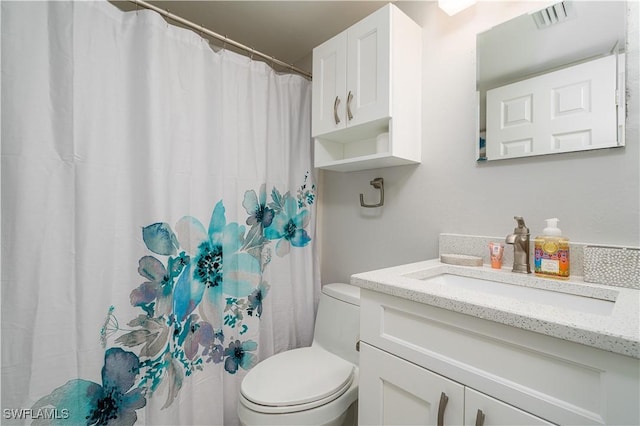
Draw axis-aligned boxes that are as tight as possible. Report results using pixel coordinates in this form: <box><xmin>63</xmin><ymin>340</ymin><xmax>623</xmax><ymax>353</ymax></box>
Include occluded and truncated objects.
<box><xmin>476</xmin><ymin>1</ymin><xmax>627</xmax><ymax>161</ymax></box>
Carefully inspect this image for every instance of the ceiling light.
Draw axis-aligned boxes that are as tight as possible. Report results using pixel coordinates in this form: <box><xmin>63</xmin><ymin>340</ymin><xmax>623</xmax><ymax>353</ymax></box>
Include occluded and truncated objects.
<box><xmin>438</xmin><ymin>0</ymin><xmax>477</xmax><ymax>16</ymax></box>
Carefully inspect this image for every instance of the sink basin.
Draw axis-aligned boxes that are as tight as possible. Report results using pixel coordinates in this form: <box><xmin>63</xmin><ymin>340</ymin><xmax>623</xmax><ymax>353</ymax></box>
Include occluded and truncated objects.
<box><xmin>421</xmin><ymin>273</ymin><xmax>616</xmax><ymax>316</ymax></box>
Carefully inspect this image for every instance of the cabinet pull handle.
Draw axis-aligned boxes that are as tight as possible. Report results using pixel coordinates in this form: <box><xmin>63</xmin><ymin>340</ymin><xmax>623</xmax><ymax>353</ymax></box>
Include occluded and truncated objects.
<box><xmin>333</xmin><ymin>96</ymin><xmax>341</xmax><ymax>125</ymax></box>
<box><xmin>347</xmin><ymin>91</ymin><xmax>354</xmax><ymax>120</ymax></box>
<box><xmin>437</xmin><ymin>392</ymin><xmax>449</xmax><ymax>426</ymax></box>
<box><xmin>475</xmin><ymin>409</ymin><xmax>485</xmax><ymax>426</ymax></box>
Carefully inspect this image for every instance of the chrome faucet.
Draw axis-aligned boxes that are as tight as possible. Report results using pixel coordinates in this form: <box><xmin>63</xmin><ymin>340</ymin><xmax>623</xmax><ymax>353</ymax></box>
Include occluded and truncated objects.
<box><xmin>505</xmin><ymin>216</ymin><xmax>531</xmax><ymax>274</ymax></box>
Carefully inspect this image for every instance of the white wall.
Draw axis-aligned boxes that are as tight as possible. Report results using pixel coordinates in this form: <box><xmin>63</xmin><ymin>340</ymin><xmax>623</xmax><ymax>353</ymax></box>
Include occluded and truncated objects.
<box><xmin>319</xmin><ymin>1</ymin><xmax>640</xmax><ymax>285</ymax></box>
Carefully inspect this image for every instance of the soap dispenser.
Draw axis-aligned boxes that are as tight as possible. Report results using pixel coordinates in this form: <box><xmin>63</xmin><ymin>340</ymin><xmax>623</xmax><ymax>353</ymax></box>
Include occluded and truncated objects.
<box><xmin>534</xmin><ymin>218</ymin><xmax>570</xmax><ymax>279</ymax></box>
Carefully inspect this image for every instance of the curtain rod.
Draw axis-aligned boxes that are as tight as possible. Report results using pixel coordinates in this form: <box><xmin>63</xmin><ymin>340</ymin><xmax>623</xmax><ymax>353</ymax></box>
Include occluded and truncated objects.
<box><xmin>127</xmin><ymin>0</ymin><xmax>312</xmax><ymax>79</ymax></box>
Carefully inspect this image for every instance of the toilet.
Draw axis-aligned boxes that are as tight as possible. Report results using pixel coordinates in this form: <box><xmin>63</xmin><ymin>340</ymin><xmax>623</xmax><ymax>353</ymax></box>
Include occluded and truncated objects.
<box><xmin>237</xmin><ymin>283</ymin><xmax>360</xmax><ymax>426</ymax></box>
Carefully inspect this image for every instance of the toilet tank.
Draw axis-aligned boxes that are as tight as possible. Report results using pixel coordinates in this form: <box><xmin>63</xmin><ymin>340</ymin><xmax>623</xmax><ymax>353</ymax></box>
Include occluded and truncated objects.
<box><xmin>312</xmin><ymin>283</ymin><xmax>360</xmax><ymax>366</ymax></box>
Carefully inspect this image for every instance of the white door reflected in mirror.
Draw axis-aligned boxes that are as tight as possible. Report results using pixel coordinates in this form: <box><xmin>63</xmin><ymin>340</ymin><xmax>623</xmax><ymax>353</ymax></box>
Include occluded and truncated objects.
<box><xmin>476</xmin><ymin>1</ymin><xmax>628</xmax><ymax>161</ymax></box>
<box><xmin>486</xmin><ymin>54</ymin><xmax>623</xmax><ymax>160</ymax></box>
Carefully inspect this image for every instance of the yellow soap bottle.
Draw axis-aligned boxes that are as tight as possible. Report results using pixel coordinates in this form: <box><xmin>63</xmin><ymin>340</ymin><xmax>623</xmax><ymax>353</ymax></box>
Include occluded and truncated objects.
<box><xmin>534</xmin><ymin>218</ymin><xmax>570</xmax><ymax>279</ymax></box>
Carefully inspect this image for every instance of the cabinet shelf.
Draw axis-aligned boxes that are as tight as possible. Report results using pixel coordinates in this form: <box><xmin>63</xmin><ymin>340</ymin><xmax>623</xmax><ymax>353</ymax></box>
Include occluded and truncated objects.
<box><xmin>314</xmin><ymin>118</ymin><xmax>420</xmax><ymax>172</ymax></box>
<box><xmin>315</xmin><ymin>151</ymin><xmax>419</xmax><ymax>173</ymax></box>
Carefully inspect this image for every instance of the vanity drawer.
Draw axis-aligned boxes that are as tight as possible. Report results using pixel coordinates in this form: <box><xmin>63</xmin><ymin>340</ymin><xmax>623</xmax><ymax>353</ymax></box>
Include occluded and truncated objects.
<box><xmin>360</xmin><ymin>289</ymin><xmax>640</xmax><ymax>426</ymax></box>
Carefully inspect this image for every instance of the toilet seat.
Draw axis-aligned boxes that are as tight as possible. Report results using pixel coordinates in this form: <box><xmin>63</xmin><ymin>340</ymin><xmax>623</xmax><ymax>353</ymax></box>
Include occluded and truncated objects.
<box><xmin>240</xmin><ymin>346</ymin><xmax>355</xmax><ymax>414</ymax></box>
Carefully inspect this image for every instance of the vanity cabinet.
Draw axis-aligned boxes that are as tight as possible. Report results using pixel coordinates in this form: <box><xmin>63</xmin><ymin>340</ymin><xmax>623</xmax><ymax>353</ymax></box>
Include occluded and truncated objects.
<box><xmin>360</xmin><ymin>343</ymin><xmax>552</xmax><ymax>426</ymax></box>
<box><xmin>312</xmin><ymin>4</ymin><xmax>421</xmax><ymax>172</ymax></box>
<box><xmin>359</xmin><ymin>342</ymin><xmax>464</xmax><ymax>425</ymax></box>
<box><xmin>464</xmin><ymin>387</ymin><xmax>553</xmax><ymax>426</ymax></box>
<box><xmin>358</xmin><ymin>289</ymin><xmax>640</xmax><ymax>425</ymax></box>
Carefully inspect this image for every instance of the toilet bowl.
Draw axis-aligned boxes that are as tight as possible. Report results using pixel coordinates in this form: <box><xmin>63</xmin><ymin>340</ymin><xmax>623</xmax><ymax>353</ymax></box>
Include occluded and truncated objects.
<box><xmin>238</xmin><ymin>283</ymin><xmax>360</xmax><ymax>426</ymax></box>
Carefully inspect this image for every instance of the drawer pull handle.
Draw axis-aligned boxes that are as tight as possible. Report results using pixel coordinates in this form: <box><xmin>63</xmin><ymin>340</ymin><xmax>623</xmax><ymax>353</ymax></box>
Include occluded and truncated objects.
<box><xmin>475</xmin><ymin>409</ymin><xmax>485</xmax><ymax>426</ymax></box>
<box><xmin>437</xmin><ymin>392</ymin><xmax>449</xmax><ymax>426</ymax></box>
<box><xmin>333</xmin><ymin>96</ymin><xmax>341</xmax><ymax>124</ymax></box>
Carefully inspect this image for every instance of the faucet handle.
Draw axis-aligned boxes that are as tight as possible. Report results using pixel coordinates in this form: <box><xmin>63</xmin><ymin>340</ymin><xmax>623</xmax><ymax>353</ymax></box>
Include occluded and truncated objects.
<box><xmin>513</xmin><ymin>216</ymin><xmax>529</xmax><ymax>234</ymax></box>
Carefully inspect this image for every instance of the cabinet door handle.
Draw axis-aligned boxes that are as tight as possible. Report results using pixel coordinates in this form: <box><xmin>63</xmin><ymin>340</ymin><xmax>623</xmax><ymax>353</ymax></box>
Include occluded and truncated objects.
<box><xmin>347</xmin><ymin>91</ymin><xmax>354</xmax><ymax>120</ymax></box>
<box><xmin>475</xmin><ymin>409</ymin><xmax>485</xmax><ymax>426</ymax></box>
<box><xmin>333</xmin><ymin>96</ymin><xmax>341</xmax><ymax>124</ymax></box>
<box><xmin>437</xmin><ymin>392</ymin><xmax>449</xmax><ymax>426</ymax></box>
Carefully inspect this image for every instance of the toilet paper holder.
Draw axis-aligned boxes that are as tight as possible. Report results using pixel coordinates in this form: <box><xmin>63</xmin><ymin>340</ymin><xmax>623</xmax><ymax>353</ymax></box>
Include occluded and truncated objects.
<box><xmin>359</xmin><ymin>178</ymin><xmax>384</xmax><ymax>208</ymax></box>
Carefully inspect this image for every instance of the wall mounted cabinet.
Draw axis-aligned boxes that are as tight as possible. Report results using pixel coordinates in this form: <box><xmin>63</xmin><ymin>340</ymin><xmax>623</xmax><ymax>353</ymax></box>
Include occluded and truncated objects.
<box><xmin>312</xmin><ymin>4</ymin><xmax>421</xmax><ymax>172</ymax></box>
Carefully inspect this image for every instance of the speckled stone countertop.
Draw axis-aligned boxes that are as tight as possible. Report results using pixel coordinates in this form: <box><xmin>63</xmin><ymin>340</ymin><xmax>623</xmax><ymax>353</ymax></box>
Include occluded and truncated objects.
<box><xmin>351</xmin><ymin>259</ymin><xmax>640</xmax><ymax>359</ymax></box>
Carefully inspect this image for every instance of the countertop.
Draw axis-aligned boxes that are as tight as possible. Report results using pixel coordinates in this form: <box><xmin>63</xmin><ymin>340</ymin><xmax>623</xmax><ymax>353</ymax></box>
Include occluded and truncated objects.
<box><xmin>351</xmin><ymin>259</ymin><xmax>640</xmax><ymax>359</ymax></box>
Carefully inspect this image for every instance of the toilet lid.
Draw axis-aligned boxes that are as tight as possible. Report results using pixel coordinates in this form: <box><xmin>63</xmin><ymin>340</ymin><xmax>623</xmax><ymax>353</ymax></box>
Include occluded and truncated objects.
<box><xmin>240</xmin><ymin>346</ymin><xmax>355</xmax><ymax>408</ymax></box>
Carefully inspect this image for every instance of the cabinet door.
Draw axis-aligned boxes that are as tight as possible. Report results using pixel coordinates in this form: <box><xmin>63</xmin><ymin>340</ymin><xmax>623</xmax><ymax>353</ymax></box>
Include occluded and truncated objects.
<box><xmin>346</xmin><ymin>4</ymin><xmax>390</xmax><ymax>128</ymax></box>
<box><xmin>359</xmin><ymin>343</ymin><xmax>464</xmax><ymax>426</ymax></box>
<box><xmin>312</xmin><ymin>32</ymin><xmax>347</xmax><ymax>137</ymax></box>
<box><xmin>464</xmin><ymin>388</ymin><xmax>553</xmax><ymax>426</ymax></box>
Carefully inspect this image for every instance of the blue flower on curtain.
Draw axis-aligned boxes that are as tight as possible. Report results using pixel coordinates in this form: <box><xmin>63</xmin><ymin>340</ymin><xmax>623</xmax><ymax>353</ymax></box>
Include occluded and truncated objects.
<box><xmin>31</xmin><ymin>348</ymin><xmax>145</xmax><ymax>426</ymax></box>
<box><xmin>223</xmin><ymin>339</ymin><xmax>258</xmax><ymax>374</ymax></box>
<box><xmin>32</xmin><ymin>178</ymin><xmax>315</xmax><ymax>421</ymax></box>
<box><xmin>243</xmin><ymin>183</ymin><xmax>275</xmax><ymax>229</ymax></box>
<box><xmin>173</xmin><ymin>200</ymin><xmax>261</xmax><ymax>324</ymax></box>
<box><xmin>265</xmin><ymin>192</ymin><xmax>312</xmax><ymax>256</ymax></box>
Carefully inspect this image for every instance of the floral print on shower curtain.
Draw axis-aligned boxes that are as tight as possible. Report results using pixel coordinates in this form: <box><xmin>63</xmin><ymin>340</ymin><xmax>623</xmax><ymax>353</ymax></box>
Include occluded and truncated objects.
<box><xmin>31</xmin><ymin>181</ymin><xmax>315</xmax><ymax>424</ymax></box>
<box><xmin>1</xmin><ymin>1</ymin><xmax>318</xmax><ymax>425</ymax></box>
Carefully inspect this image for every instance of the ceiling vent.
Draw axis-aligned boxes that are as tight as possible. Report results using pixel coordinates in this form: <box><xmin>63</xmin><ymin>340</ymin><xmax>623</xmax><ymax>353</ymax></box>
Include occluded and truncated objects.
<box><xmin>531</xmin><ymin>1</ymin><xmax>575</xmax><ymax>29</ymax></box>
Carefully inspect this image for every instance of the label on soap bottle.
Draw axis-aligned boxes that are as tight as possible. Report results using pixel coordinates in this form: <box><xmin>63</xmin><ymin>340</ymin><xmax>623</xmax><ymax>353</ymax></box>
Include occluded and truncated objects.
<box><xmin>534</xmin><ymin>239</ymin><xmax>570</xmax><ymax>279</ymax></box>
<box><xmin>540</xmin><ymin>258</ymin><xmax>560</xmax><ymax>274</ymax></box>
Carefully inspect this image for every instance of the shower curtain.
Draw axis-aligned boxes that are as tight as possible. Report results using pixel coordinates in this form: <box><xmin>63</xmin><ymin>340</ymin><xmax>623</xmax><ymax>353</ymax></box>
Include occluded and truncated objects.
<box><xmin>1</xmin><ymin>1</ymin><xmax>319</xmax><ymax>425</ymax></box>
